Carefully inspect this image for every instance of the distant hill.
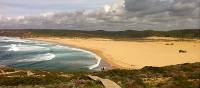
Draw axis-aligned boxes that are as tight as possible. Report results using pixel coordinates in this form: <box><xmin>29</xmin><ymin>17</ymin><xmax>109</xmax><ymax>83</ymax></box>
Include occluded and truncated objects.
<box><xmin>0</xmin><ymin>29</ymin><xmax>199</xmax><ymax>39</ymax></box>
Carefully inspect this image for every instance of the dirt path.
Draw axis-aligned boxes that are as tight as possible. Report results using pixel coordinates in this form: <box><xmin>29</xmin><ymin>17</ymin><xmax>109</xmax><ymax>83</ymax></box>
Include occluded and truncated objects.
<box><xmin>0</xmin><ymin>70</ymin><xmax>21</xmax><ymax>75</ymax></box>
<box><xmin>88</xmin><ymin>75</ymin><xmax>121</xmax><ymax>88</ymax></box>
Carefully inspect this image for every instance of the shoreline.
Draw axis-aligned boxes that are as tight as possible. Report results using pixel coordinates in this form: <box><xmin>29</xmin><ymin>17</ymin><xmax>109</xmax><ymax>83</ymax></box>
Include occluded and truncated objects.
<box><xmin>28</xmin><ymin>38</ymin><xmax>118</xmax><ymax>70</ymax></box>
<box><xmin>28</xmin><ymin>37</ymin><xmax>200</xmax><ymax>69</ymax></box>
<box><xmin>28</xmin><ymin>37</ymin><xmax>124</xmax><ymax>69</ymax></box>
<box><xmin>0</xmin><ymin>36</ymin><xmax>112</xmax><ymax>71</ymax></box>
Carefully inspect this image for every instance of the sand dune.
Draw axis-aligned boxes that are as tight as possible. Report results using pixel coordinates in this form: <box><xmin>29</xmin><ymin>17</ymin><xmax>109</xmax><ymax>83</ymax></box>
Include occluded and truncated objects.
<box><xmin>30</xmin><ymin>37</ymin><xmax>200</xmax><ymax>69</ymax></box>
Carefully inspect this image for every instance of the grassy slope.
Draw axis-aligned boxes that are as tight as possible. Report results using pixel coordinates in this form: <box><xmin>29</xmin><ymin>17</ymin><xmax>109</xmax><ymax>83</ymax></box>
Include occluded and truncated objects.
<box><xmin>0</xmin><ymin>62</ymin><xmax>199</xmax><ymax>88</ymax></box>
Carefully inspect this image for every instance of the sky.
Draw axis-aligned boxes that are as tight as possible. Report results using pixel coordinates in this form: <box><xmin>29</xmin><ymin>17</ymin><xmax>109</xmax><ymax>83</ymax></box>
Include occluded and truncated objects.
<box><xmin>0</xmin><ymin>0</ymin><xmax>199</xmax><ymax>30</ymax></box>
<box><xmin>0</xmin><ymin>0</ymin><xmax>115</xmax><ymax>17</ymax></box>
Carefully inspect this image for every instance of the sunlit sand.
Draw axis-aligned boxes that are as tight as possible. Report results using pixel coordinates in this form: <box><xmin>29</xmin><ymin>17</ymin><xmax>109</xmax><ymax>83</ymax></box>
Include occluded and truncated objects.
<box><xmin>31</xmin><ymin>37</ymin><xmax>200</xmax><ymax>69</ymax></box>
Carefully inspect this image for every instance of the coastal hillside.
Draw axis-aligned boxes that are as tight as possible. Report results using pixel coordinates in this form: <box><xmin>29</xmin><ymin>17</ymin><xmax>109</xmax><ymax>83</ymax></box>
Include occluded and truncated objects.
<box><xmin>0</xmin><ymin>29</ymin><xmax>200</xmax><ymax>39</ymax></box>
<box><xmin>0</xmin><ymin>29</ymin><xmax>199</xmax><ymax>88</ymax></box>
<box><xmin>0</xmin><ymin>62</ymin><xmax>199</xmax><ymax>88</ymax></box>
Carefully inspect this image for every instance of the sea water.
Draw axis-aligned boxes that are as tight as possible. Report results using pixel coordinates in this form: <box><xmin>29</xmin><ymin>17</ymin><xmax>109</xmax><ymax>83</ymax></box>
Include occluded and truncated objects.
<box><xmin>0</xmin><ymin>36</ymin><xmax>101</xmax><ymax>71</ymax></box>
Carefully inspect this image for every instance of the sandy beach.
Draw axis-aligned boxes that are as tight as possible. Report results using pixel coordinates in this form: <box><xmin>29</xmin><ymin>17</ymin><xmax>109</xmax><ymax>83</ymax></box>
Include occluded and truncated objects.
<box><xmin>30</xmin><ymin>37</ymin><xmax>200</xmax><ymax>69</ymax></box>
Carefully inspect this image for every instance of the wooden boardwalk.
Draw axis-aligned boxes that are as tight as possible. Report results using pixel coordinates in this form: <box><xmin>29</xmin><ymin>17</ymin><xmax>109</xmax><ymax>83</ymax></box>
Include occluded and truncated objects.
<box><xmin>88</xmin><ymin>75</ymin><xmax>121</xmax><ymax>88</ymax></box>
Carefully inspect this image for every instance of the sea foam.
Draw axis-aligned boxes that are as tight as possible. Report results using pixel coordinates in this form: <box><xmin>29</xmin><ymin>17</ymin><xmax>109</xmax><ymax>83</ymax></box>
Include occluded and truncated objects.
<box><xmin>17</xmin><ymin>53</ymin><xmax>55</xmax><ymax>62</ymax></box>
<box><xmin>0</xmin><ymin>36</ymin><xmax>102</xmax><ymax>70</ymax></box>
<box><xmin>5</xmin><ymin>44</ymin><xmax>50</xmax><ymax>52</ymax></box>
<box><xmin>70</xmin><ymin>47</ymin><xmax>102</xmax><ymax>69</ymax></box>
<box><xmin>7</xmin><ymin>44</ymin><xmax>19</xmax><ymax>51</ymax></box>
<box><xmin>0</xmin><ymin>37</ymin><xmax>32</xmax><ymax>43</ymax></box>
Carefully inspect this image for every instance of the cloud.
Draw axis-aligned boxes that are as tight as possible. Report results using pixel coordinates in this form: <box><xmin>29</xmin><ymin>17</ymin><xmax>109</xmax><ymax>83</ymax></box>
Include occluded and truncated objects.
<box><xmin>0</xmin><ymin>0</ymin><xmax>199</xmax><ymax>30</ymax></box>
<box><xmin>125</xmin><ymin>0</ymin><xmax>172</xmax><ymax>16</ymax></box>
<box><xmin>124</xmin><ymin>0</ymin><xmax>199</xmax><ymax>17</ymax></box>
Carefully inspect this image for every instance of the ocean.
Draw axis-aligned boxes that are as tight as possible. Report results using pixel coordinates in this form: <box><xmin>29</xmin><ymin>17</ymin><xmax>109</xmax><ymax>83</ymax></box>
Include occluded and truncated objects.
<box><xmin>0</xmin><ymin>36</ymin><xmax>103</xmax><ymax>71</ymax></box>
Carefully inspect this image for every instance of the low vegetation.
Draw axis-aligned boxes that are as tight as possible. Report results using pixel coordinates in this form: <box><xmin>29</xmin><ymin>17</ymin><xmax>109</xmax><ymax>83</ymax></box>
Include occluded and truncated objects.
<box><xmin>0</xmin><ymin>62</ymin><xmax>199</xmax><ymax>88</ymax></box>
<box><xmin>0</xmin><ymin>29</ymin><xmax>199</xmax><ymax>39</ymax></box>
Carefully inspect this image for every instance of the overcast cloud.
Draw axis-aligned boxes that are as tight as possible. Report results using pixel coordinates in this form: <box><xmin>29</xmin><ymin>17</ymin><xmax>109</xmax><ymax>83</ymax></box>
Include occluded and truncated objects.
<box><xmin>0</xmin><ymin>0</ymin><xmax>199</xmax><ymax>31</ymax></box>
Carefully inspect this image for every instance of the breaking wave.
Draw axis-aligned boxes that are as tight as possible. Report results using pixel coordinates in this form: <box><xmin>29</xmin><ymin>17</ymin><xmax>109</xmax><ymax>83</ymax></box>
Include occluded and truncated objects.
<box><xmin>17</xmin><ymin>53</ymin><xmax>55</xmax><ymax>62</ymax></box>
<box><xmin>70</xmin><ymin>47</ymin><xmax>101</xmax><ymax>69</ymax></box>
<box><xmin>0</xmin><ymin>36</ymin><xmax>103</xmax><ymax>71</ymax></box>
<box><xmin>5</xmin><ymin>44</ymin><xmax>50</xmax><ymax>52</ymax></box>
<box><xmin>0</xmin><ymin>37</ymin><xmax>32</xmax><ymax>43</ymax></box>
